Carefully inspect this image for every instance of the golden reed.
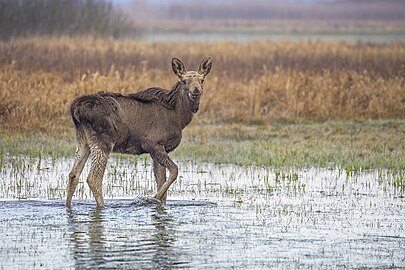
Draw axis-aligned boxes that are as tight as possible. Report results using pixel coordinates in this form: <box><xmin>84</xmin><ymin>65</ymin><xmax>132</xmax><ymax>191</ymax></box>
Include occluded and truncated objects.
<box><xmin>0</xmin><ymin>37</ymin><xmax>404</xmax><ymax>133</ymax></box>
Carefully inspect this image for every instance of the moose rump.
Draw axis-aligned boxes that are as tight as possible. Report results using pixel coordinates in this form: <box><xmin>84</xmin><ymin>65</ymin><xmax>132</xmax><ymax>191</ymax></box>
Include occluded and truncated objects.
<box><xmin>66</xmin><ymin>57</ymin><xmax>213</xmax><ymax>208</ymax></box>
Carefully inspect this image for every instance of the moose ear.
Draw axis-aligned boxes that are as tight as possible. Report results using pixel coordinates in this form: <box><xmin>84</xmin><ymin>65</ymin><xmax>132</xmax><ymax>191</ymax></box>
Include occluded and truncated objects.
<box><xmin>198</xmin><ymin>57</ymin><xmax>212</xmax><ymax>77</ymax></box>
<box><xmin>172</xmin><ymin>58</ymin><xmax>186</xmax><ymax>80</ymax></box>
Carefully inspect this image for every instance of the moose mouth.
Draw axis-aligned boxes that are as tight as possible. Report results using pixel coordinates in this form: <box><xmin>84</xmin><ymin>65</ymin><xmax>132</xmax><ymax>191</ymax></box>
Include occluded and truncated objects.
<box><xmin>189</xmin><ymin>92</ymin><xmax>201</xmax><ymax>100</ymax></box>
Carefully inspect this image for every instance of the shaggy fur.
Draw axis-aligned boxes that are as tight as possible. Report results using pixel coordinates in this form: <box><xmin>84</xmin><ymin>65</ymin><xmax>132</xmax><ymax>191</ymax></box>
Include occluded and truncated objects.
<box><xmin>66</xmin><ymin>57</ymin><xmax>212</xmax><ymax>208</ymax></box>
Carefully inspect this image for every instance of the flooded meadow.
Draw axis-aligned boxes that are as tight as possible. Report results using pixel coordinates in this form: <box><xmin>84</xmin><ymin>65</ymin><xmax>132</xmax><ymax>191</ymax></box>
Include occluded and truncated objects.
<box><xmin>0</xmin><ymin>155</ymin><xmax>404</xmax><ymax>269</ymax></box>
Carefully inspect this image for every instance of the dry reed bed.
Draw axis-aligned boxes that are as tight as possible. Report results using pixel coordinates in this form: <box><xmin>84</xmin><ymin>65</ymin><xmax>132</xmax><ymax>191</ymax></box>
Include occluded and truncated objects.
<box><xmin>0</xmin><ymin>37</ymin><xmax>404</xmax><ymax>133</ymax></box>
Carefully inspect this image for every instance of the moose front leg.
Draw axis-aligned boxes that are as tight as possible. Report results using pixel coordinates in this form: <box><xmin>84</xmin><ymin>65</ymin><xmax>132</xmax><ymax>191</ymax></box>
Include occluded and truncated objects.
<box><xmin>145</xmin><ymin>144</ymin><xmax>178</xmax><ymax>203</ymax></box>
<box><xmin>153</xmin><ymin>159</ymin><xmax>168</xmax><ymax>203</ymax></box>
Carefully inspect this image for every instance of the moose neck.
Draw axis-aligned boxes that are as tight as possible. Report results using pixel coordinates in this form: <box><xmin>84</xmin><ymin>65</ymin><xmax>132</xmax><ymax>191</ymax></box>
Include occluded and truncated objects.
<box><xmin>173</xmin><ymin>81</ymin><xmax>199</xmax><ymax>129</ymax></box>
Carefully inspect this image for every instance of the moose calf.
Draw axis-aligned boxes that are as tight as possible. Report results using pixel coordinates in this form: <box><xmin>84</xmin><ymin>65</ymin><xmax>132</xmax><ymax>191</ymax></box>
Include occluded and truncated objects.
<box><xmin>67</xmin><ymin>57</ymin><xmax>213</xmax><ymax>208</ymax></box>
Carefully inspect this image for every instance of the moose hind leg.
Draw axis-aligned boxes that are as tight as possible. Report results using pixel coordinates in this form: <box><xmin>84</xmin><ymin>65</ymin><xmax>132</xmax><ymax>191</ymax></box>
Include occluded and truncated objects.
<box><xmin>153</xmin><ymin>159</ymin><xmax>167</xmax><ymax>203</ymax></box>
<box><xmin>67</xmin><ymin>137</ymin><xmax>90</xmax><ymax>208</ymax></box>
<box><xmin>87</xmin><ymin>144</ymin><xmax>109</xmax><ymax>207</ymax></box>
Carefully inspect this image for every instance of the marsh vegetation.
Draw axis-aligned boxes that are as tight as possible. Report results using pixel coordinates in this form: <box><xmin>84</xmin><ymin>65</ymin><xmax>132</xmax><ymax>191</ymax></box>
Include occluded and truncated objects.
<box><xmin>1</xmin><ymin>37</ymin><xmax>404</xmax><ymax>133</ymax></box>
<box><xmin>1</xmin><ymin>37</ymin><xmax>404</xmax><ymax>170</ymax></box>
<box><xmin>0</xmin><ymin>35</ymin><xmax>404</xmax><ymax>268</ymax></box>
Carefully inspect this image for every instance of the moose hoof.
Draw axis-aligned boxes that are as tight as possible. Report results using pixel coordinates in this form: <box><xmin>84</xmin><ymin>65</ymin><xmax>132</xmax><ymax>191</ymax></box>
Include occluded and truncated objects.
<box><xmin>132</xmin><ymin>196</ymin><xmax>162</xmax><ymax>206</ymax></box>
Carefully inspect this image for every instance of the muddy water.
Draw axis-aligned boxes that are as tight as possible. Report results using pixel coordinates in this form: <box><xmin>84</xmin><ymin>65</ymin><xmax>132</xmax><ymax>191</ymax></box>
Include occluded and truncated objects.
<box><xmin>0</xmin><ymin>156</ymin><xmax>404</xmax><ymax>269</ymax></box>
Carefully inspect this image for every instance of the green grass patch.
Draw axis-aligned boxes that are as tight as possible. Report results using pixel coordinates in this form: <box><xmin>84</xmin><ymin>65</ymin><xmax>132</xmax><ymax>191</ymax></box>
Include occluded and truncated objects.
<box><xmin>1</xmin><ymin>120</ymin><xmax>404</xmax><ymax>171</ymax></box>
<box><xmin>175</xmin><ymin>119</ymin><xmax>405</xmax><ymax>170</ymax></box>
<box><xmin>0</xmin><ymin>133</ymin><xmax>75</xmax><ymax>158</ymax></box>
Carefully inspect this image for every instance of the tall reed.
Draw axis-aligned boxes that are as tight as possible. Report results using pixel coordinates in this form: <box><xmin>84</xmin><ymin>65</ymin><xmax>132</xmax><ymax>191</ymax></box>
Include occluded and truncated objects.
<box><xmin>0</xmin><ymin>37</ymin><xmax>404</xmax><ymax>133</ymax></box>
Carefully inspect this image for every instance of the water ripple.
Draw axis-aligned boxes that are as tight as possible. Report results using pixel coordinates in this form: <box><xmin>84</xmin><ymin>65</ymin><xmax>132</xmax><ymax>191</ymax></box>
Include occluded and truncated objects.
<box><xmin>0</xmin><ymin>157</ymin><xmax>404</xmax><ymax>268</ymax></box>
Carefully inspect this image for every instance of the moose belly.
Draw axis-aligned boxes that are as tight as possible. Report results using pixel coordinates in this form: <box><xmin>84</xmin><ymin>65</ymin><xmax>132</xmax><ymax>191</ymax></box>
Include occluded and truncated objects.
<box><xmin>164</xmin><ymin>137</ymin><xmax>181</xmax><ymax>153</ymax></box>
<box><xmin>112</xmin><ymin>137</ymin><xmax>180</xmax><ymax>155</ymax></box>
<box><xmin>113</xmin><ymin>140</ymin><xmax>145</xmax><ymax>155</ymax></box>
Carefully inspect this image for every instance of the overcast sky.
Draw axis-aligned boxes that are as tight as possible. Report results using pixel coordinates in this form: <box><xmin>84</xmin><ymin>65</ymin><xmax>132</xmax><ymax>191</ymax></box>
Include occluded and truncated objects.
<box><xmin>112</xmin><ymin>0</ymin><xmax>329</xmax><ymax>4</ymax></box>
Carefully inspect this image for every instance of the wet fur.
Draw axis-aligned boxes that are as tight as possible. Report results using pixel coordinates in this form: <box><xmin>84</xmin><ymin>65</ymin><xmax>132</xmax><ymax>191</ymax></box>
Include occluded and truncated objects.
<box><xmin>69</xmin><ymin>82</ymin><xmax>184</xmax><ymax>153</ymax></box>
<box><xmin>66</xmin><ymin>57</ymin><xmax>212</xmax><ymax>207</ymax></box>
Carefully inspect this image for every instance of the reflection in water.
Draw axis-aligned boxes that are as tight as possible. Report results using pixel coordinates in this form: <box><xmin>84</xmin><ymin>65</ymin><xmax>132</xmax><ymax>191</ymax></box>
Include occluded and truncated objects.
<box><xmin>1</xmin><ymin>157</ymin><xmax>404</xmax><ymax>269</ymax></box>
<box><xmin>88</xmin><ymin>210</ymin><xmax>107</xmax><ymax>266</ymax></box>
<box><xmin>67</xmin><ymin>208</ymin><xmax>107</xmax><ymax>268</ymax></box>
<box><xmin>151</xmin><ymin>206</ymin><xmax>181</xmax><ymax>268</ymax></box>
<box><xmin>66</xmin><ymin>204</ymin><xmax>187</xmax><ymax>269</ymax></box>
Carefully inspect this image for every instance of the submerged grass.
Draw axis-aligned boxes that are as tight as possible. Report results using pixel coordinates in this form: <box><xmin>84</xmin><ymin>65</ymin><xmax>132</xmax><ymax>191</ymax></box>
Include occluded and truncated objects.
<box><xmin>1</xmin><ymin>120</ymin><xmax>404</xmax><ymax>171</ymax></box>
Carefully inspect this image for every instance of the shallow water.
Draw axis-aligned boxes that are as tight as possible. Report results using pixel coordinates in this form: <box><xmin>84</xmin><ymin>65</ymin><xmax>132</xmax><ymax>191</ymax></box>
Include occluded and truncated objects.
<box><xmin>0</xmin><ymin>156</ymin><xmax>404</xmax><ymax>269</ymax></box>
<box><xmin>141</xmin><ymin>31</ymin><xmax>405</xmax><ymax>43</ymax></box>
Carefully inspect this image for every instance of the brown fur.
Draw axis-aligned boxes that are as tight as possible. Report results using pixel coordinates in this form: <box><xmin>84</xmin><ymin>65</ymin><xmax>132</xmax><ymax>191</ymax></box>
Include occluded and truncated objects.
<box><xmin>66</xmin><ymin>57</ymin><xmax>212</xmax><ymax>208</ymax></box>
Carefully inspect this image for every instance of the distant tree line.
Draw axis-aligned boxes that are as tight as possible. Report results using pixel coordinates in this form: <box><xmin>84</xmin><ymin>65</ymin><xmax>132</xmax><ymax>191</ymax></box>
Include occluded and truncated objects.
<box><xmin>0</xmin><ymin>0</ymin><xmax>134</xmax><ymax>40</ymax></box>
